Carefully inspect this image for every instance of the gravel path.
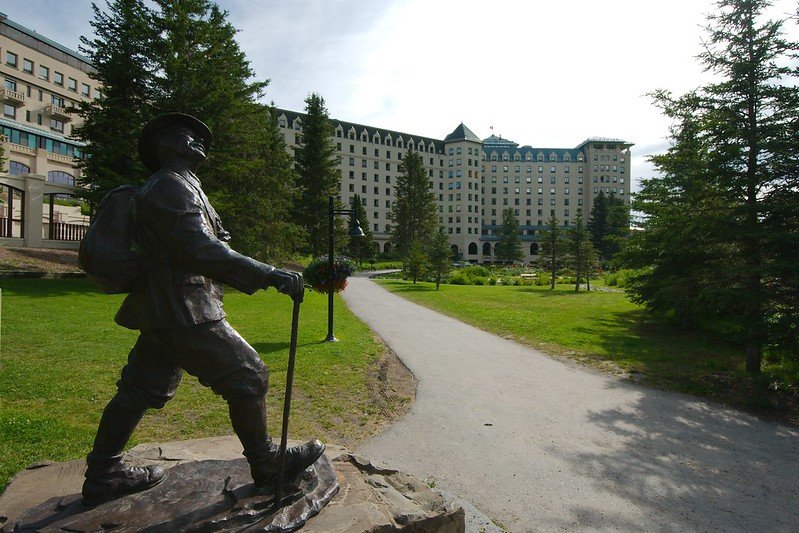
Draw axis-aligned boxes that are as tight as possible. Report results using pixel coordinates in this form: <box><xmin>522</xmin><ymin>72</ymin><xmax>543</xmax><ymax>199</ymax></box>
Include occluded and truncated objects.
<box><xmin>343</xmin><ymin>277</ymin><xmax>799</xmax><ymax>532</ymax></box>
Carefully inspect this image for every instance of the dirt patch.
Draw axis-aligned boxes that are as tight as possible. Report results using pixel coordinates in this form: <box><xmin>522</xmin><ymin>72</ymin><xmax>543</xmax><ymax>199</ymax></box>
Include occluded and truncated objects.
<box><xmin>367</xmin><ymin>341</ymin><xmax>417</xmax><ymax>417</ymax></box>
<box><xmin>0</xmin><ymin>248</ymin><xmax>80</xmax><ymax>273</ymax></box>
<box><xmin>355</xmin><ymin>341</ymin><xmax>417</xmax><ymax>442</ymax></box>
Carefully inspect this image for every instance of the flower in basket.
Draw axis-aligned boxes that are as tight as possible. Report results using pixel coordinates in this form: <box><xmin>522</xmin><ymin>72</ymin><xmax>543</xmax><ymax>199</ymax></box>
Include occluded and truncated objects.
<box><xmin>303</xmin><ymin>255</ymin><xmax>356</xmax><ymax>294</ymax></box>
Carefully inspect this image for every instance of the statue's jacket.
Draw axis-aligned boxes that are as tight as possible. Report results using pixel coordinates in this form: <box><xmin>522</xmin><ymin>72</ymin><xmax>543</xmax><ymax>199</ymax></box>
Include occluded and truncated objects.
<box><xmin>115</xmin><ymin>170</ymin><xmax>272</xmax><ymax>331</ymax></box>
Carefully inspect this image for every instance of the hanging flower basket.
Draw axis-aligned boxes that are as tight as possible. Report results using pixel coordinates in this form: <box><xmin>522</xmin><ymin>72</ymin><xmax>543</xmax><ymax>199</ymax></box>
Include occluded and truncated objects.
<box><xmin>303</xmin><ymin>256</ymin><xmax>356</xmax><ymax>294</ymax></box>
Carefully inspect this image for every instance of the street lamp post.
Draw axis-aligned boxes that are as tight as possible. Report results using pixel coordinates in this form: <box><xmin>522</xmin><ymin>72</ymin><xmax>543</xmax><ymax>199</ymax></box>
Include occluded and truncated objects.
<box><xmin>325</xmin><ymin>195</ymin><xmax>364</xmax><ymax>342</ymax></box>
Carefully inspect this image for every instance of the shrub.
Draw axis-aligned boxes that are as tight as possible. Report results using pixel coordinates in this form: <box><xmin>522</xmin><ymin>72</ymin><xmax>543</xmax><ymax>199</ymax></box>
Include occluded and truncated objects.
<box><xmin>461</xmin><ymin>265</ymin><xmax>490</xmax><ymax>278</ymax></box>
<box><xmin>448</xmin><ymin>272</ymin><xmax>468</xmax><ymax>285</ymax></box>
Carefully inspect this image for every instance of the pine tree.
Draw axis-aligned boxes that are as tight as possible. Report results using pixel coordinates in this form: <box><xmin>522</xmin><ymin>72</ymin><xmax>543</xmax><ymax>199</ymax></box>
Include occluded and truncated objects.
<box><xmin>428</xmin><ymin>228</ymin><xmax>453</xmax><ymax>290</ymax></box>
<box><xmin>621</xmin><ymin>95</ymin><xmax>741</xmax><ymax>329</ymax></box>
<box><xmin>539</xmin><ymin>215</ymin><xmax>564</xmax><ymax>289</ymax></box>
<box><xmin>293</xmin><ymin>93</ymin><xmax>340</xmax><ymax>256</ymax></box>
<box><xmin>77</xmin><ymin>0</ymin><xmax>300</xmax><ymax>259</ymax></box>
<box><xmin>625</xmin><ymin>0</ymin><xmax>798</xmax><ymax>373</ymax></box>
<box><xmin>495</xmin><ymin>208</ymin><xmax>524</xmax><ymax>265</ymax></box>
<box><xmin>347</xmin><ymin>194</ymin><xmax>376</xmax><ymax>266</ymax></box>
<box><xmin>390</xmin><ymin>149</ymin><xmax>438</xmax><ymax>258</ymax></box>
<box><xmin>587</xmin><ymin>191</ymin><xmax>629</xmax><ymax>263</ymax></box>
<box><xmin>587</xmin><ymin>191</ymin><xmax>608</xmax><ymax>255</ymax></box>
<box><xmin>74</xmin><ymin>0</ymin><xmax>154</xmax><ymax>208</ymax></box>
<box><xmin>404</xmin><ymin>239</ymin><xmax>428</xmax><ymax>284</ymax></box>
<box><xmin>566</xmin><ymin>209</ymin><xmax>598</xmax><ymax>291</ymax></box>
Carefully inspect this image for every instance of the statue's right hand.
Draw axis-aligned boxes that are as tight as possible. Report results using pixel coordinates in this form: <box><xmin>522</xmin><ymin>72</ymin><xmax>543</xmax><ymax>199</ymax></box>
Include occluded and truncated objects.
<box><xmin>267</xmin><ymin>269</ymin><xmax>304</xmax><ymax>302</ymax></box>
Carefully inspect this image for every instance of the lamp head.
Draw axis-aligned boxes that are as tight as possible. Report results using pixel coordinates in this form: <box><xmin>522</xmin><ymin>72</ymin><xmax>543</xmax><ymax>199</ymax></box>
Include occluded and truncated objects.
<box><xmin>349</xmin><ymin>219</ymin><xmax>365</xmax><ymax>238</ymax></box>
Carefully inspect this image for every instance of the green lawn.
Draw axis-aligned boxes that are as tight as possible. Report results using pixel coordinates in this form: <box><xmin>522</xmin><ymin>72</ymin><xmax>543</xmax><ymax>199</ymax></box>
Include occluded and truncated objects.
<box><xmin>377</xmin><ymin>279</ymin><xmax>795</xmax><ymax>421</ymax></box>
<box><xmin>0</xmin><ymin>279</ymin><xmax>385</xmax><ymax>489</ymax></box>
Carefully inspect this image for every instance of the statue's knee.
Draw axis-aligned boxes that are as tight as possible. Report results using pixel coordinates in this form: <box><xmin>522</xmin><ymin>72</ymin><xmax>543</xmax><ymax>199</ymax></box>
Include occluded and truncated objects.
<box><xmin>218</xmin><ymin>365</ymin><xmax>269</xmax><ymax>401</ymax></box>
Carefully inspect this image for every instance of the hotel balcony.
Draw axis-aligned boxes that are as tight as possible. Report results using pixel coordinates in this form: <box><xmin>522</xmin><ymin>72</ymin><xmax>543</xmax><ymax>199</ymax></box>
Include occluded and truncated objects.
<box><xmin>0</xmin><ymin>88</ymin><xmax>26</xmax><ymax>107</ymax></box>
<box><xmin>42</xmin><ymin>104</ymin><xmax>72</xmax><ymax>122</ymax></box>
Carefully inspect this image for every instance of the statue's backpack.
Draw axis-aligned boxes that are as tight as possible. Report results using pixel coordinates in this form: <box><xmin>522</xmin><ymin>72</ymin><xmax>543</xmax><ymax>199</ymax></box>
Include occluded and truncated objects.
<box><xmin>78</xmin><ymin>185</ymin><xmax>147</xmax><ymax>293</ymax></box>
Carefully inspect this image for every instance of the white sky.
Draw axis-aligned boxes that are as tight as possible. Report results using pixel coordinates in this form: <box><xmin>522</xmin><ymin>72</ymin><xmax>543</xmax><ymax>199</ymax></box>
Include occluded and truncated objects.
<box><xmin>3</xmin><ymin>0</ymin><xmax>797</xmax><ymax>192</ymax></box>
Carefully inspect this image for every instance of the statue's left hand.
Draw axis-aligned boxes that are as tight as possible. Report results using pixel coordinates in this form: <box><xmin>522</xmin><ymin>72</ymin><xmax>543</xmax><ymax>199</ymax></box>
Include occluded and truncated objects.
<box><xmin>268</xmin><ymin>269</ymin><xmax>304</xmax><ymax>302</ymax></box>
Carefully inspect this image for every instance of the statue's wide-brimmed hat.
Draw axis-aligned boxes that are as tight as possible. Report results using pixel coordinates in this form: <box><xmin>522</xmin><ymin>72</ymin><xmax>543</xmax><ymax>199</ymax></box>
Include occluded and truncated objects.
<box><xmin>138</xmin><ymin>113</ymin><xmax>212</xmax><ymax>172</ymax></box>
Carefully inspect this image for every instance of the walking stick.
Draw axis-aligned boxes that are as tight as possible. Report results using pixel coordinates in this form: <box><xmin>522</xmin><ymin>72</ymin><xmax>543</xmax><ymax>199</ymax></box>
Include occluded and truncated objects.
<box><xmin>273</xmin><ymin>285</ymin><xmax>302</xmax><ymax>510</ymax></box>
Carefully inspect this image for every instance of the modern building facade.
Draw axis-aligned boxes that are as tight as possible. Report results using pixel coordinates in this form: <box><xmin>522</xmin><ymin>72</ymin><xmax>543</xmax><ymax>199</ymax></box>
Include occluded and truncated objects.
<box><xmin>0</xmin><ymin>12</ymin><xmax>94</xmax><ymax>248</ymax></box>
<box><xmin>276</xmin><ymin>109</ymin><xmax>632</xmax><ymax>263</ymax></box>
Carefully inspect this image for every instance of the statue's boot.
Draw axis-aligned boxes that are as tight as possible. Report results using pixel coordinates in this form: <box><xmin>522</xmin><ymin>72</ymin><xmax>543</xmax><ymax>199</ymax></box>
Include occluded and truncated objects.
<box><xmin>228</xmin><ymin>398</ymin><xmax>325</xmax><ymax>489</ymax></box>
<box><xmin>82</xmin><ymin>394</ymin><xmax>166</xmax><ymax>506</ymax></box>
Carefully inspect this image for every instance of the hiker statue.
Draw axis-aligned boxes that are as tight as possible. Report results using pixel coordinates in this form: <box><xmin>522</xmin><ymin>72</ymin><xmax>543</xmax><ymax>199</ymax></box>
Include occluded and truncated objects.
<box><xmin>80</xmin><ymin>113</ymin><xmax>324</xmax><ymax>506</ymax></box>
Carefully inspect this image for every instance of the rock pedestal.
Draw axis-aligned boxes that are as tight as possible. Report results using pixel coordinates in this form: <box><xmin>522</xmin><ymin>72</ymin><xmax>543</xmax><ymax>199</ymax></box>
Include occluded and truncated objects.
<box><xmin>0</xmin><ymin>437</ymin><xmax>465</xmax><ymax>532</ymax></box>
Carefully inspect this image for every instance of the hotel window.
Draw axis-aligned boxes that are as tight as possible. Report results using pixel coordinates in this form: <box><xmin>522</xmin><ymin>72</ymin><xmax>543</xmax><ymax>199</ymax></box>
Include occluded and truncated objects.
<box><xmin>550</xmin><ymin>198</ymin><xmax>556</xmax><ymax>205</ymax></box>
<box><xmin>349</xmin><ymin>184</ymin><xmax>354</xmax><ymax>192</ymax></box>
<box><xmin>6</xmin><ymin>52</ymin><xmax>18</xmax><ymax>68</ymax></box>
<box><xmin>50</xmin><ymin>118</ymin><xmax>64</xmax><ymax>132</ymax></box>
<box><xmin>503</xmin><ymin>165</ymin><xmax>508</xmax><ymax>172</ymax></box>
<box><xmin>550</xmin><ymin>188</ymin><xmax>556</xmax><ymax>195</ymax></box>
<box><xmin>22</xmin><ymin>58</ymin><xmax>33</xmax><ymax>73</ymax></box>
<box><xmin>39</xmin><ymin>65</ymin><xmax>49</xmax><ymax>80</ymax></box>
<box><xmin>537</xmin><ymin>187</ymin><xmax>543</xmax><ymax>194</ymax></box>
<box><xmin>550</xmin><ymin>166</ymin><xmax>556</xmax><ymax>173</ymax></box>
<box><xmin>526</xmin><ymin>177</ymin><xmax>532</xmax><ymax>183</ymax></box>
<box><xmin>550</xmin><ymin>176</ymin><xmax>556</xmax><ymax>184</ymax></box>
<box><xmin>54</xmin><ymin>72</ymin><xmax>64</xmax><ymax>86</ymax></box>
<box><xmin>564</xmin><ymin>199</ymin><xmax>570</xmax><ymax>206</ymax></box>
<box><xmin>3</xmin><ymin>103</ymin><xmax>16</xmax><ymax>119</ymax></box>
<box><xmin>52</xmin><ymin>95</ymin><xmax>65</xmax><ymax>107</ymax></box>
<box><xmin>578</xmin><ymin>199</ymin><xmax>584</xmax><ymax>206</ymax></box>
<box><xmin>578</xmin><ymin>188</ymin><xmax>583</xmax><ymax>195</ymax></box>
<box><xmin>537</xmin><ymin>154</ymin><xmax>543</xmax><ymax>161</ymax></box>
<box><xmin>549</xmin><ymin>154</ymin><xmax>556</xmax><ymax>161</ymax></box>
<box><xmin>538</xmin><ymin>176</ymin><xmax>543</xmax><ymax>183</ymax></box>
<box><xmin>4</xmin><ymin>79</ymin><xmax>16</xmax><ymax>91</ymax></box>
<box><xmin>81</xmin><ymin>83</ymin><xmax>90</xmax><ymax>96</ymax></box>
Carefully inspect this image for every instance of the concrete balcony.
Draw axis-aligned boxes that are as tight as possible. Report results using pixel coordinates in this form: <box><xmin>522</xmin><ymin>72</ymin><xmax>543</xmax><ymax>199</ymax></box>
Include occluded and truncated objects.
<box><xmin>42</xmin><ymin>104</ymin><xmax>72</xmax><ymax>122</ymax></box>
<box><xmin>0</xmin><ymin>87</ymin><xmax>26</xmax><ymax>107</ymax></box>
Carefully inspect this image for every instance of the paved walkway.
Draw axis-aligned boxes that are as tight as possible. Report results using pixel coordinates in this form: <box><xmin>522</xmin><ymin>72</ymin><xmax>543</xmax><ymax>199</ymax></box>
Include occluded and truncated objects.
<box><xmin>343</xmin><ymin>277</ymin><xmax>799</xmax><ymax>532</ymax></box>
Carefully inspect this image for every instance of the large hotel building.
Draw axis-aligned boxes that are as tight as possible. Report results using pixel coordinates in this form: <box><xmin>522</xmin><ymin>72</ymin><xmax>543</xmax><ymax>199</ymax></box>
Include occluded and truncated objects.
<box><xmin>0</xmin><ymin>12</ymin><xmax>96</xmax><ymax>247</ymax></box>
<box><xmin>0</xmin><ymin>12</ymin><xmax>632</xmax><ymax>260</ymax></box>
<box><xmin>276</xmin><ymin>110</ymin><xmax>632</xmax><ymax>263</ymax></box>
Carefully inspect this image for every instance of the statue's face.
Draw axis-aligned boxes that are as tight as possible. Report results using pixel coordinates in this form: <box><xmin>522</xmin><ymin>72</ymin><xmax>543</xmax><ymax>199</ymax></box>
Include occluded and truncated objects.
<box><xmin>158</xmin><ymin>126</ymin><xmax>207</xmax><ymax>167</ymax></box>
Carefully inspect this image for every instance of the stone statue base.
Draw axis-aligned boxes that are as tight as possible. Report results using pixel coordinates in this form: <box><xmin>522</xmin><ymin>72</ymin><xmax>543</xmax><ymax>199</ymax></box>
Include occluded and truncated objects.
<box><xmin>0</xmin><ymin>437</ymin><xmax>466</xmax><ymax>532</ymax></box>
<box><xmin>11</xmin><ymin>456</ymin><xmax>337</xmax><ymax>532</ymax></box>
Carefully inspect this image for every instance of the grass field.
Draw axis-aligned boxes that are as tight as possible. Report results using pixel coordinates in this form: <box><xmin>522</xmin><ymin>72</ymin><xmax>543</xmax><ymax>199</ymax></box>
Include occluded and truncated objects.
<box><xmin>377</xmin><ymin>279</ymin><xmax>797</xmax><ymax>424</ymax></box>
<box><xmin>0</xmin><ymin>278</ymin><xmax>390</xmax><ymax>490</ymax></box>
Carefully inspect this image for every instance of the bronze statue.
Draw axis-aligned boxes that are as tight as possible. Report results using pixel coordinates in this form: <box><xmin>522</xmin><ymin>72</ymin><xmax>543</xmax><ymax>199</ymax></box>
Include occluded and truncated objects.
<box><xmin>82</xmin><ymin>113</ymin><xmax>324</xmax><ymax>507</ymax></box>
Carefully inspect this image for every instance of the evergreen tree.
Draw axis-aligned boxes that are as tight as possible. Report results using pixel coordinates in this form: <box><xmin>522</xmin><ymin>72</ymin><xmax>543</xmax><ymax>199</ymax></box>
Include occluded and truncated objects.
<box><xmin>428</xmin><ymin>228</ymin><xmax>453</xmax><ymax>290</ymax></box>
<box><xmin>404</xmin><ymin>239</ymin><xmax>428</xmax><ymax>284</ymax></box>
<box><xmin>539</xmin><ymin>215</ymin><xmax>564</xmax><ymax>289</ymax></box>
<box><xmin>77</xmin><ymin>0</ymin><xmax>300</xmax><ymax>259</ymax></box>
<box><xmin>495</xmin><ymin>208</ymin><xmax>524</xmax><ymax>265</ymax></box>
<box><xmin>621</xmin><ymin>97</ymin><xmax>741</xmax><ymax>329</ymax></box>
<box><xmin>566</xmin><ymin>209</ymin><xmax>598</xmax><ymax>291</ymax></box>
<box><xmin>293</xmin><ymin>93</ymin><xmax>340</xmax><ymax>256</ymax></box>
<box><xmin>389</xmin><ymin>149</ymin><xmax>438</xmax><ymax>257</ymax></box>
<box><xmin>625</xmin><ymin>0</ymin><xmax>798</xmax><ymax>373</ymax></box>
<box><xmin>587</xmin><ymin>191</ymin><xmax>607</xmax><ymax>255</ymax></box>
<box><xmin>74</xmin><ymin>0</ymin><xmax>154</xmax><ymax>208</ymax></box>
<box><xmin>347</xmin><ymin>194</ymin><xmax>376</xmax><ymax>266</ymax></box>
<box><xmin>587</xmin><ymin>191</ymin><xmax>630</xmax><ymax>263</ymax></box>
